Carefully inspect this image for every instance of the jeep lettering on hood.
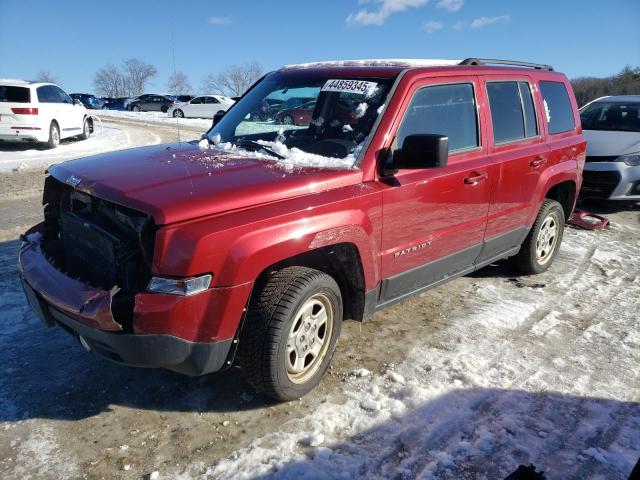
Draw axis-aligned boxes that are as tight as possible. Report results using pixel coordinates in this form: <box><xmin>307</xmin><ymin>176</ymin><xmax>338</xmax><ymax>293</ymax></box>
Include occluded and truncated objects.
<box><xmin>48</xmin><ymin>142</ymin><xmax>362</xmax><ymax>225</ymax></box>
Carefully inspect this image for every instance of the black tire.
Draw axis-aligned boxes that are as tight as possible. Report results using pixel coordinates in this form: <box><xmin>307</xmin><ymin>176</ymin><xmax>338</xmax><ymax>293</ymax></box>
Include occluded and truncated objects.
<box><xmin>79</xmin><ymin>117</ymin><xmax>90</xmax><ymax>140</ymax></box>
<box><xmin>511</xmin><ymin>199</ymin><xmax>565</xmax><ymax>274</ymax></box>
<box><xmin>239</xmin><ymin>267</ymin><xmax>342</xmax><ymax>401</ymax></box>
<box><xmin>173</xmin><ymin>109</ymin><xmax>184</xmax><ymax>118</ymax></box>
<box><xmin>46</xmin><ymin>121</ymin><xmax>60</xmax><ymax>149</ymax></box>
<box><xmin>132</xmin><ymin>105</ymin><xmax>141</xmax><ymax>112</ymax></box>
<box><xmin>161</xmin><ymin>105</ymin><xmax>168</xmax><ymax>113</ymax></box>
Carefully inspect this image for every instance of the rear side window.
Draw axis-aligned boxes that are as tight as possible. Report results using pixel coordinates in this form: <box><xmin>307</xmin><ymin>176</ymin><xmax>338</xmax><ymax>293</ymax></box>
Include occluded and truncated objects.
<box><xmin>487</xmin><ymin>81</ymin><xmax>538</xmax><ymax>144</ymax></box>
<box><xmin>397</xmin><ymin>83</ymin><xmax>479</xmax><ymax>153</ymax></box>
<box><xmin>540</xmin><ymin>81</ymin><xmax>575</xmax><ymax>134</ymax></box>
<box><xmin>37</xmin><ymin>86</ymin><xmax>56</xmax><ymax>103</ymax></box>
<box><xmin>0</xmin><ymin>85</ymin><xmax>31</xmax><ymax>103</ymax></box>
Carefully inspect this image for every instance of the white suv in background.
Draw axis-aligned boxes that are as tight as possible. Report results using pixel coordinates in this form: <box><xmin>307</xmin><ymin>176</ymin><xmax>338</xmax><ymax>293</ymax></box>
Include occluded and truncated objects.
<box><xmin>167</xmin><ymin>95</ymin><xmax>235</xmax><ymax>118</ymax></box>
<box><xmin>0</xmin><ymin>79</ymin><xmax>91</xmax><ymax>149</ymax></box>
<box><xmin>580</xmin><ymin>95</ymin><xmax>640</xmax><ymax>201</ymax></box>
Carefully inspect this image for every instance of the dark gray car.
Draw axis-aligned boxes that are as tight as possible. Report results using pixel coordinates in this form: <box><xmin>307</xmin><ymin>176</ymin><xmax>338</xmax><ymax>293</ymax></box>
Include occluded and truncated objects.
<box><xmin>128</xmin><ymin>94</ymin><xmax>175</xmax><ymax>112</ymax></box>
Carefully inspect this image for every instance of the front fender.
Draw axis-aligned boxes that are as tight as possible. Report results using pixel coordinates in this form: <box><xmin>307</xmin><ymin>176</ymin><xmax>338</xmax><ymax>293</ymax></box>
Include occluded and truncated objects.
<box><xmin>153</xmin><ymin>182</ymin><xmax>383</xmax><ymax>290</ymax></box>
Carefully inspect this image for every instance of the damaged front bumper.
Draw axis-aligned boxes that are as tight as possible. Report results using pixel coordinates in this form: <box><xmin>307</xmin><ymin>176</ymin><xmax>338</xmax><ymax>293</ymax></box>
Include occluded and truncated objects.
<box><xmin>18</xmin><ymin>230</ymin><xmax>234</xmax><ymax>376</ymax></box>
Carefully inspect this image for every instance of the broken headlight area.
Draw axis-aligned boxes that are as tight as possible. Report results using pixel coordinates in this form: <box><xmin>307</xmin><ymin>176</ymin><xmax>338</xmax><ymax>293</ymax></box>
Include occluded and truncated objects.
<box><xmin>40</xmin><ymin>175</ymin><xmax>156</xmax><ymax>330</ymax></box>
<box><xmin>147</xmin><ymin>274</ymin><xmax>212</xmax><ymax>296</ymax></box>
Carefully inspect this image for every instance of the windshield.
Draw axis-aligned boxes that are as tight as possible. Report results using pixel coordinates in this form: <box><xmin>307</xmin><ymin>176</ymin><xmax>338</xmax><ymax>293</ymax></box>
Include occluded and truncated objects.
<box><xmin>580</xmin><ymin>101</ymin><xmax>640</xmax><ymax>132</ymax></box>
<box><xmin>206</xmin><ymin>71</ymin><xmax>395</xmax><ymax>168</ymax></box>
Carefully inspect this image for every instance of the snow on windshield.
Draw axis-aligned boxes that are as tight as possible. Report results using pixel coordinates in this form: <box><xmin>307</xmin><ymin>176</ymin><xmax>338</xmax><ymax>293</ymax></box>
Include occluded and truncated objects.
<box><xmin>199</xmin><ymin>133</ymin><xmax>360</xmax><ymax>170</ymax></box>
<box><xmin>206</xmin><ymin>72</ymin><xmax>394</xmax><ymax>169</ymax></box>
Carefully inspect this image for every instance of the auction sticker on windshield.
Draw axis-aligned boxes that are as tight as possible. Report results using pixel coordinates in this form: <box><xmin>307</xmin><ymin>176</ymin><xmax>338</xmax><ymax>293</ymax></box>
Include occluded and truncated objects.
<box><xmin>322</xmin><ymin>79</ymin><xmax>378</xmax><ymax>96</ymax></box>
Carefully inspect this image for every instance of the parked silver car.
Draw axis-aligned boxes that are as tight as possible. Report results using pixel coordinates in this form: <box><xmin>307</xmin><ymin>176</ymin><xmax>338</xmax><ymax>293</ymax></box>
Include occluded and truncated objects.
<box><xmin>580</xmin><ymin>95</ymin><xmax>640</xmax><ymax>200</ymax></box>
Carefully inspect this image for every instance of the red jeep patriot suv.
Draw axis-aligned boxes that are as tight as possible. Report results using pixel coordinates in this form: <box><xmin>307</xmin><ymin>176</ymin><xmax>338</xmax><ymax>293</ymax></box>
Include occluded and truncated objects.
<box><xmin>19</xmin><ymin>58</ymin><xmax>585</xmax><ymax>401</ymax></box>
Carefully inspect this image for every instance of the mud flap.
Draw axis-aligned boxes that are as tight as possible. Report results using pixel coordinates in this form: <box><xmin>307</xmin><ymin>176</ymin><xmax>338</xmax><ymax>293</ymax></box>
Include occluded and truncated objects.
<box><xmin>567</xmin><ymin>209</ymin><xmax>609</xmax><ymax>230</ymax></box>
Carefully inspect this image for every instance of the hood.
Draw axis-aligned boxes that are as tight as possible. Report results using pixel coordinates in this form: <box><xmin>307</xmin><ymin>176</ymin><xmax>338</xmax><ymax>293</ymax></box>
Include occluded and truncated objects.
<box><xmin>48</xmin><ymin>142</ymin><xmax>362</xmax><ymax>225</ymax></box>
<box><xmin>583</xmin><ymin>129</ymin><xmax>640</xmax><ymax>156</ymax></box>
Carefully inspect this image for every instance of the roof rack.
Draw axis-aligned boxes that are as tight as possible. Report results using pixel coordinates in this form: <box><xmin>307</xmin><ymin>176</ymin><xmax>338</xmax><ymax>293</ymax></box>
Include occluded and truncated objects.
<box><xmin>460</xmin><ymin>58</ymin><xmax>554</xmax><ymax>71</ymax></box>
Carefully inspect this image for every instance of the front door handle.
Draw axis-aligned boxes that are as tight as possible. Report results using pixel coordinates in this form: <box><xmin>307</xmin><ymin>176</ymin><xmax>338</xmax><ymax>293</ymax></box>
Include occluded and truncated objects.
<box><xmin>530</xmin><ymin>157</ymin><xmax>547</xmax><ymax>168</ymax></box>
<box><xmin>464</xmin><ymin>172</ymin><xmax>488</xmax><ymax>185</ymax></box>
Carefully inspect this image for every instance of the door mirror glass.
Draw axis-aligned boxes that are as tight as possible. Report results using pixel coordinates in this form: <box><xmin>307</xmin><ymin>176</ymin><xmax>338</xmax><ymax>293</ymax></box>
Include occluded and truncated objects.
<box><xmin>393</xmin><ymin>134</ymin><xmax>449</xmax><ymax>169</ymax></box>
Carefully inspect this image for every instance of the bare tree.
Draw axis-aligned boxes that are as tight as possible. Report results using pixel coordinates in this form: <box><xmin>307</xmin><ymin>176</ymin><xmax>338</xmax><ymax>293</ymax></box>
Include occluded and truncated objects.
<box><xmin>35</xmin><ymin>70</ymin><xmax>58</xmax><ymax>84</ymax></box>
<box><xmin>167</xmin><ymin>71</ymin><xmax>193</xmax><ymax>94</ymax></box>
<box><xmin>122</xmin><ymin>58</ymin><xmax>158</xmax><ymax>96</ymax></box>
<box><xmin>93</xmin><ymin>64</ymin><xmax>127</xmax><ymax>97</ymax></box>
<box><xmin>571</xmin><ymin>65</ymin><xmax>640</xmax><ymax>107</ymax></box>
<box><xmin>202</xmin><ymin>61</ymin><xmax>262</xmax><ymax>97</ymax></box>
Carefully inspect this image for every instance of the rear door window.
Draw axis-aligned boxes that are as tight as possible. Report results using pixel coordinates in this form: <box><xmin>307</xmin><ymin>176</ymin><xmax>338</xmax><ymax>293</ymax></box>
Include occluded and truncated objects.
<box><xmin>487</xmin><ymin>81</ymin><xmax>539</xmax><ymax>144</ymax></box>
<box><xmin>0</xmin><ymin>86</ymin><xmax>31</xmax><ymax>103</ymax></box>
<box><xmin>540</xmin><ymin>81</ymin><xmax>575</xmax><ymax>134</ymax></box>
<box><xmin>397</xmin><ymin>83</ymin><xmax>479</xmax><ymax>153</ymax></box>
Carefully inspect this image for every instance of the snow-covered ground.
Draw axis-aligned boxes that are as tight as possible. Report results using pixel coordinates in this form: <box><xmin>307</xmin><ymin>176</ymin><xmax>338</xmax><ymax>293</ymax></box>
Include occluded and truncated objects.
<box><xmin>0</xmin><ymin>188</ymin><xmax>638</xmax><ymax>478</ymax></box>
<box><xmin>0</xmin><ymin>126</ymin><xmax>130</xmax><ymax>173</ymax></box>
<box><xmin>97</xmin><ymin>109</ymin><xmax>212</xmax><ymax>130</ymax></box>
<box><xmin>183</xmin><ymin>220</ymin><xmax>640</xmax><ymax>479</ymax></box>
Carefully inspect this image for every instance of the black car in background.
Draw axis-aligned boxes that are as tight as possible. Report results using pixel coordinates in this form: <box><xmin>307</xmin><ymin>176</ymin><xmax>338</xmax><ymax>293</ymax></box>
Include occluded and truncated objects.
<box><xmin>127</xmin><ymin>94</ymin><xmax>176</xmax><ymax>112</ymax></box>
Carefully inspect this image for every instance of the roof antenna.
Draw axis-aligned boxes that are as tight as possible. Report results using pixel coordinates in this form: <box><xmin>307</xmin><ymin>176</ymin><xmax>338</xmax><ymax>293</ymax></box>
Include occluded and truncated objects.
<box><xmin>170</xmin><ymin>21</ymin><xmax>181</xmax><ymax>144</ymax></box>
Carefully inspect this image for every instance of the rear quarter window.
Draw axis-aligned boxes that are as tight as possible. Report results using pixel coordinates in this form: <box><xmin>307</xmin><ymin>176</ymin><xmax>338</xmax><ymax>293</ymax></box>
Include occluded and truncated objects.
<box><xmin>0</xmin><ymin>86</ymin><xmax>31</xmax><ymax>103</ymax></box>
<box><xmin>540</xmin><ymin>81</ymin><xmax>575</xmax><ymax>134</ymax></box>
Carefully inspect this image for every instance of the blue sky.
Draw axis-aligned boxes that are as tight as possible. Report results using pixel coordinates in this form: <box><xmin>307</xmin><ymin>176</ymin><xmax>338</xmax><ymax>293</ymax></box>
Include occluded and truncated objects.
<box><xmin>1</xmin><ymin>0</ymin><xmax>638</xmax><ymax>93</ymax></box>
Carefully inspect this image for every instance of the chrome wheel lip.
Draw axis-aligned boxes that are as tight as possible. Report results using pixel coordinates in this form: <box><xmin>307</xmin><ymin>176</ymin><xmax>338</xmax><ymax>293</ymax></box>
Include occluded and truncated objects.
<box><xmin>51</xmin><ymin>126</ymin><xmax>60</xmax><ymax>146</ymax></box>
<box><xmin>285</xmin><ymin>293</ymin><xmax>333</xmax><ymax>384</ymax></box>
<box><xmin>536</xmin><ymin>213</ymin><xmax>559</xmax><ymax>265</ymax></box>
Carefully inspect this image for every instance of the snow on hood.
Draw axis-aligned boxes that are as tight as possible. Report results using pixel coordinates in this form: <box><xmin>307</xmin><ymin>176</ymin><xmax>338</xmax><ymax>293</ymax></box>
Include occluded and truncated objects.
<box><xmin>48</xmin><ymin>142</ymin><xmax>362</xmax><ymax>225</ymax></box>
<box><xmin>583</xmin><ymin>130</ymin><xmax>640</xmax><ymax>156</ymax></box>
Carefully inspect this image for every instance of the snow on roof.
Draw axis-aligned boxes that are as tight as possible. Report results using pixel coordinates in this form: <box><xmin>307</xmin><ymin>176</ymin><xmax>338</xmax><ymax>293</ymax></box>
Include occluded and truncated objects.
<box><xmin>0</xmin><ymin>78</ymin><xmax>32</xmax><ymax>86</ymax></box>
<box><xmin>282</xmin><ymin>59</ymin><xmax>461</xmax><ymax>70</ymax></box>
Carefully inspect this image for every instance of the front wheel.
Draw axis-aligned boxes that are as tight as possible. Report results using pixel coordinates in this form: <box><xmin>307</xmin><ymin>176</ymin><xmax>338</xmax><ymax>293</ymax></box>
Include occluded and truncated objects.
<box><xmin>239</xmin><ymin>267</ymin><xmax>342</xmax><ymax>401</ymax></box>
<box><xmin>79</xmin><ymin>118</ymin><xmax>90</xmax><ymax>140</ymax></box>
<box><xmin>132</xmin><ymin>105</ymin><xmax>140</xmax><ymax>112</ymax></box>
<box><xmin>173</xmin><ymin>109</ymin><xmax>184</xmax><ymax>118</ymax></box>
<box><xmin>511</xmin><ymin>199</ymin><xmax>565</xmax><ymax>274</ymax></box>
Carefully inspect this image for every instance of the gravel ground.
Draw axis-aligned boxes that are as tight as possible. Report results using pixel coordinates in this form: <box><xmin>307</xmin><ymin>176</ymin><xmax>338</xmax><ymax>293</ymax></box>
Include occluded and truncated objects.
<box><xmin>0</xmin><ymin>121</ymin><xmax>638</xmax><ymax>479</ymax></box>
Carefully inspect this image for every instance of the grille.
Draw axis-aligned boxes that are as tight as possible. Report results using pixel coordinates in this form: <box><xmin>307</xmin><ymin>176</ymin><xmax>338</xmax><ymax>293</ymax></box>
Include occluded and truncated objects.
<box><xmin>581</xmin><ymin>170</ymin><xmax>621</xmax><ymax>198</ymax></box>
<box><xmin>60</xmin><ymin>211</ymin><xmax>138</xmax><ymax>289</ymax></box>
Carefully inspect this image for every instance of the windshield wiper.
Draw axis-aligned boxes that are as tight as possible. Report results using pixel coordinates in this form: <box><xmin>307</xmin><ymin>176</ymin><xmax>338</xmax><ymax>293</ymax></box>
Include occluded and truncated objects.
<box><xmin>235</xmin><ymin>139</ymin><xmax>285</xmax><ymax>160</ymax></box>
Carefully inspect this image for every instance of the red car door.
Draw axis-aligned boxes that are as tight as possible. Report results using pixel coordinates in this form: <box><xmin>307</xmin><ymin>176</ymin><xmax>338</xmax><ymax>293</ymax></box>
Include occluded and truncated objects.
<box><xmin>478</xmin><ymin>77</ymin><xmax>549</xmax><ymax>262</ymax></box>
<box><xmin>378</xmin><ymin>76</ymin><xmax>492</xmax><ymax>304</ymax></box>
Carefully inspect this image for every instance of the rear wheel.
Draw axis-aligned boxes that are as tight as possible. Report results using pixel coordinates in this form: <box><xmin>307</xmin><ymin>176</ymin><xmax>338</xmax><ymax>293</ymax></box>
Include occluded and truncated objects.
<box><xmin>161</xmin><ymin>105</ymin><xmax>168</xmax><ymax>113</ymax></box>
<box><xmin>132</xmin><ymin>105</ymin><xmax>140</xmax><ymax>112</ymax></box>
<box><xmin>511</xmin><ymin>199</ymin><xmax>565</xmax><ymax>274</ymax></box>
<box><xmin>46</xmin><ymin>122</ymin><xmax>60</xmax><ymax>149</ymax></box>
<box><xmin>239</xmin><ymin>267</ymin><xmax>342</xmax><ymax>401</ymax></box>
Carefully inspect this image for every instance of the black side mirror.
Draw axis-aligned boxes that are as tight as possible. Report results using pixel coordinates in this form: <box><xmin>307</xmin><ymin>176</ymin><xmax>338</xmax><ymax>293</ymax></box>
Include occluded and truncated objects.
<box><xmin>72</xmin><ymin>99</ymin><xmax>82</xmax><ymax>106</ymax></box>
<box><xmin>393</xmin><ymin>134</ymin><xmax>448</xmax><ymax>170</ymax></box>
<box><xmin>212</xmin><ymin>110</ymin><xmax>225</xmax><ymax>127</ymax></box>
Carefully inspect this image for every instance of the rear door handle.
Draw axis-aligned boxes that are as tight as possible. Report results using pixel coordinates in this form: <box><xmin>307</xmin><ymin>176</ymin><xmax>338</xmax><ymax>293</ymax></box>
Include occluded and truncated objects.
<box><xmin>530</xmin><ymin>157</ymin><xmax>547</xmax><ymax>168</ymax></box>
<box><xmin>464</xmin><ymin>172</ymin><xmax>488</xmax><ymax>185</ymax></box>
